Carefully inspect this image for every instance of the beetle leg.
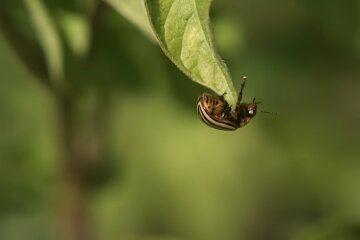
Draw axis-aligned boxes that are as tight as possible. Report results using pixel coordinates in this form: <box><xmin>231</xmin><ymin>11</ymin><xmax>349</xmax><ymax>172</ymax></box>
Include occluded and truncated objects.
<box><xmin>238</xmin><ymin>76</ymin><xmax>247</xmax><ymax>103</ymax></box>
<box><xmin>221</xmin><ymin>105</ymin><xmax>232</xmax><ymax>118</ymax></box>
<box><xmin>220</xmin><ymin>92</ymin><xmax>227</xmax><ymax>101</ymax></box>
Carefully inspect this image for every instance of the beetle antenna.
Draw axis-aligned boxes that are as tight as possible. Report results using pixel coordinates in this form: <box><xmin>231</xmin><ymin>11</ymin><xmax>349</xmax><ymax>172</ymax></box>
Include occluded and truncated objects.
<box><xmin>259</xmin><ymin>110</ymin><xmax>278</xmax><ymax>115</ymax></box>
<box><xmin>254</xmin><ymin>98</ymin><xmax>276</xmax><ymax>114</ymax></box>
<box><xmin>252</xmin><ymin>97</ymin><xmax>262</xmax><ymax>104</ymax></box>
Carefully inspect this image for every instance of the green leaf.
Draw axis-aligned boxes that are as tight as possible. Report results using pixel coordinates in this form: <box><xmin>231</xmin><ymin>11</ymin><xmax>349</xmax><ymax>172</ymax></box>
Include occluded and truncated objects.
<box><xmin>105</xmin><ymin>0</ymin><xmax>156</xmax><ymax>41</ymax></box>
<box><xmin>145</xmin><ymin>0</ymin><xmax>237</xmax><ymax>106</ymax></box>
<box><xmin>24</xmin><ymin>0</ymin><xmax>64</xmax><ymax>84</ymax></box>
<box><xmin>58</xmin><ymin>12</ymin><xmax>91</xmax><ymax>58</ymax></box>
<box><xmin>0</xmin><ymin>1</ymin><xmax>49</xmax><ymax>81</ymax></box>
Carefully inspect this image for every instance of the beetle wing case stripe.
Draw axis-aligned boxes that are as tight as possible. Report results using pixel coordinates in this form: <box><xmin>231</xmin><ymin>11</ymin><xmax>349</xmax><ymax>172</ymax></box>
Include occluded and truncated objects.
<box><xmin>197</xmin><ymin>102</ymin><xmax>238</xmax><ymax>130</ymax></box>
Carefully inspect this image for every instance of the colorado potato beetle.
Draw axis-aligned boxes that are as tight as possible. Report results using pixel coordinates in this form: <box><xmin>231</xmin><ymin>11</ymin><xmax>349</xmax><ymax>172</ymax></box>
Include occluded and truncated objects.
<box><xmin>197</xmin><ymin>77</ymin><xmax>261</xmax><ymax>130</ymax></box>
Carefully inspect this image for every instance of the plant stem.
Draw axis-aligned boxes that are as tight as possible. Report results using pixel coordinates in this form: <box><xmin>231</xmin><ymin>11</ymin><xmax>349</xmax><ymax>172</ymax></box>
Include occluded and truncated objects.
<box><xmin>56</xmin><ymin>93</ymin><xmax>94</xmax><ymax>240</ymax></box>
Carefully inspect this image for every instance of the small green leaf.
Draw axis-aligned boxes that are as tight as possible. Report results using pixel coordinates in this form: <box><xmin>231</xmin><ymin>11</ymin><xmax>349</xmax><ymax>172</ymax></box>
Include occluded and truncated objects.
<box><xmin>58</xmin><ymin>12</ymin><xmax>91</xmax><ymax>58</ymax></box>
<box><xmin>24</xmin><ymin>0</ymin><xmax>64</xmax><ymax>84</ymax></box>
<box><xmin>105</xmin><ymin>0</ymin><xmax>156</xmax><ymax>41</ymax></box>
<box><xmin>145</xmin><ymin>0</ymin><xmax>237</xmax><ymax>106</ymax></box>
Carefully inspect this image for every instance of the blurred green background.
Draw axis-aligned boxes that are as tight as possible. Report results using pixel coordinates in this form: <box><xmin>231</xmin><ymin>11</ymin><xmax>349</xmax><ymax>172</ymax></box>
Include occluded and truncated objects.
<box><xmin>1</xmin><ymin>0</ymin><xmax>360</xmax><ymax>240</ymax></box>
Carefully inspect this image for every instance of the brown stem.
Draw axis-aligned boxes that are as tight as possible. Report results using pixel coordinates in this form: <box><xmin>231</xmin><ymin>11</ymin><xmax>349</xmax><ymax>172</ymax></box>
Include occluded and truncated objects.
<box><xmin>56</xmin><ymin>93</ymin><xmax>95</xmax><ymax>240</ymax></box>
<box><xmin>61</xmin><ymin>176</ymin><xmax>92</xmax><ymax>240</ymax></box>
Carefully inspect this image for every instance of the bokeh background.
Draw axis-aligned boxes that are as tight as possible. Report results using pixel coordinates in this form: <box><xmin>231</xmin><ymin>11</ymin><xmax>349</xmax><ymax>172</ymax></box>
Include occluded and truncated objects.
<box><xmin>1</xmin><ymin>0</ymin><xmax>360</xmax><ymax>240</ymax></box>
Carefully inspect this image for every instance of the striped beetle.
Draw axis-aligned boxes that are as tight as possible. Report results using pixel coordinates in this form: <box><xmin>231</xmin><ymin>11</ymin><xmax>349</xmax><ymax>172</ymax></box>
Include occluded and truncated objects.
<box><xmin>197</xmin><ymin>77</ymin><xmax>260</xmax><ymax>131</ymax></box>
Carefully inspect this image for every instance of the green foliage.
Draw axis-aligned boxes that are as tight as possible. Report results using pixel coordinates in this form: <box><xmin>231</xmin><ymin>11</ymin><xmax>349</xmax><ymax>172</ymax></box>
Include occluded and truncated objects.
<box><xmin>105</xmin><ymin>0</ymin><xmax>238</xmax><ymax>105</ymax></box>
<box><xmin>145</xmin><ymin>0</ymin><xmax>237</xmax><ymax>106</ymax></box>
<box><xmin>104</xmin><ymin>0</ymin><xmax>156</xmax><ymax>41</ymax></box>
<box><xmin>24</xmin><ymin>0</ymin><xmax>64</xmax><ymax>84</ymax></box>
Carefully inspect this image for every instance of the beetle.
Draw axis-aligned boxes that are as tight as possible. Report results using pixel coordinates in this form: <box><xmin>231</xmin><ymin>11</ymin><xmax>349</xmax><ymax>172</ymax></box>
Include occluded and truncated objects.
<box><xmin>197</xmin><ymin>77</ymin><xmax>260</xmax><ymax>130</ymax></box>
